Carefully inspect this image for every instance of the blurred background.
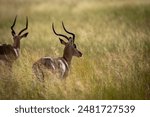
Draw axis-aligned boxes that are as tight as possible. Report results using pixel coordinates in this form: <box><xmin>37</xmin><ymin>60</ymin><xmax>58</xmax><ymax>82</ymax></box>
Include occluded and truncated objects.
<box><xmin>0</xmin><ymin>0</ymin><xmax>150</xmax><ymax>99</ymax></box>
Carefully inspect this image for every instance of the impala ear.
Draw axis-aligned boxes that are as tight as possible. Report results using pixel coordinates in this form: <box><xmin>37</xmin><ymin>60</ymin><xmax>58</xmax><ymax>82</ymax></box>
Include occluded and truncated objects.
<box><xmin>20</xmin><ymin>32</ymin><xmax>28</xmax><ymax>39</ymax></box>
<box><xmin>59</xmin><ymin>38</ymin><xmax>67</xmax><ymax>45</ymax></box>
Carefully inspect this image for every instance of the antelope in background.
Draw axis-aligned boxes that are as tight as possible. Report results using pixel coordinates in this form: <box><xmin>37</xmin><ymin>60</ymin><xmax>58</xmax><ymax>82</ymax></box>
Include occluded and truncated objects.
<box><xmin>0</xmin><ymin>16</ymin><xmax>28</xmax><ymax>73</ymax></box>
<box><xmin>32</xmin><ymin>22</ymin><xmax>82</xmax><ymax>81</ymax></box>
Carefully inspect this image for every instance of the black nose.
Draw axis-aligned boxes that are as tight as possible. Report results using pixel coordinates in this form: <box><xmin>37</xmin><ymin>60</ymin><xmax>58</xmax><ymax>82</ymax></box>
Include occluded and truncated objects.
<box><xmin>79</xmin><ymin>51</ymin><xmax>82</xmax><ymax>57</ymax></box>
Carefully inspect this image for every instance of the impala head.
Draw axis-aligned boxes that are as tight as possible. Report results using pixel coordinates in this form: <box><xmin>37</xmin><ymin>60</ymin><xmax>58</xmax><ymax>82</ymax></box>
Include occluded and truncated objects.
<box><xmin>52</xmin><ymin>22</ymin><xmax>82</xmax><ymax>61</ymax></box>
<box><xmin>11</xmin><ymin>16</ymin><xmax>28</xmax><ymax>49</ymax></box>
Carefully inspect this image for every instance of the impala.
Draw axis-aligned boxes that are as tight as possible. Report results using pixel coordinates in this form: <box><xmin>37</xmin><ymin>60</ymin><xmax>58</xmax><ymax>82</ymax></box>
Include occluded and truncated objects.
<box><xmin>0</xmin><ymin>16</ymin><xmax>28</xmax><ymax>71</ymax></box>
<box><xmin>32</xmin><ymin>22</ymin><xmax>82</xmax><ymax>81</ymax></box>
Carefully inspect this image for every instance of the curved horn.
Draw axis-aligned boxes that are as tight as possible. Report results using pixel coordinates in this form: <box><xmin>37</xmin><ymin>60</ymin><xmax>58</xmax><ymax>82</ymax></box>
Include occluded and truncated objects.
<box><xmin>52</xmin><ymin>23</ymin><xmax>69</xmax><ymax>40</ymax></box>
<box><xmin>18</xmin><ymin>16</ymin><xmax>28</xmax><ymax>35</ymax></box>
<box><xmin>11</xmin><ymin>15</ymin><xmax>17</xmax><ymax>35</ymax></box>
<box><xmin>62</xmin><ymin>22</ymin><xmax>75</xmax><ymax>42</ymax></box>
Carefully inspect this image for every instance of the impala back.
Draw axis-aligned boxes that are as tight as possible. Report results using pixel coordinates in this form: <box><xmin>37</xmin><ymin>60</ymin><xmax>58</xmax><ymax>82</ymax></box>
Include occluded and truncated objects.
<box><xmin>0</xmin><ymin>44</ymin><xmax>18</xmax><ymax>62</ymax></box>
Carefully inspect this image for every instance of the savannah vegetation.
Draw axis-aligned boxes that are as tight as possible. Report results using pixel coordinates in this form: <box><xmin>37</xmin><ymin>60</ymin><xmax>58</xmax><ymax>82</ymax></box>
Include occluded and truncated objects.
<box><xmin>0</xmin><ymin>0</ymin><xmax>150</xmax><ymax>99</ymax></box>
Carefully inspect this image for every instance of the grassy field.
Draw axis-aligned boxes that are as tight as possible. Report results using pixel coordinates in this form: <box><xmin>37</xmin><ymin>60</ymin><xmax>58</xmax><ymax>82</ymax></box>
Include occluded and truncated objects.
<box><xmin>0</xmin><ymin>0</ymin><xmax>150</xmax><ymax>99</ymax></box>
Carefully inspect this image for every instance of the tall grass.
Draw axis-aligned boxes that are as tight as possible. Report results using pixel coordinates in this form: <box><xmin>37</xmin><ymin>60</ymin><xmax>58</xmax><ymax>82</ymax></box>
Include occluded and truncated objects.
<box><xmin>0</xmin><ymin>0</ymin><xmax>150</xmax><ymax>99</ymax></box>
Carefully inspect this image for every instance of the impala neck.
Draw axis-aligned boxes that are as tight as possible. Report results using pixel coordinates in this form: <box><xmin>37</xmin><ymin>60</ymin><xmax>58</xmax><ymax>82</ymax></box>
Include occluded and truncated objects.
<box><xmin>13</xmin><ymin>41</ymin><xmax>20</xmax><ymax>49</ymax></box>
<box><xmin>63</xmin><ymin>53</ymin><xmax>72</xmax><ymax>66</ymax></box>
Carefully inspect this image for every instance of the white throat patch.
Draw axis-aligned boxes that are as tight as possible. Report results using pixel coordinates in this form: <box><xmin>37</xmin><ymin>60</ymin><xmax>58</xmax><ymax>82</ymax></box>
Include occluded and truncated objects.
<box><xmin>13</xmin><ymin>48</ymin><xmax>19</xmax><ymax>57</ymax></box>
<box><xmin>58</xmin><ymin>59</ymin><xmax>69</xmax><ymax>77</ymax></box>
<box><xmin>58</xmin><ymin>60</ymin><xmax>66</xmax><ymax>77</ymax></box>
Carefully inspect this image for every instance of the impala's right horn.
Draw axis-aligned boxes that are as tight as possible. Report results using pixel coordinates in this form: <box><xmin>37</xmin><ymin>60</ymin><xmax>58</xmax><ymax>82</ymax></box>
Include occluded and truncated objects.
<box><xmin>52</xmin><ymin>23</ymin><xmax>69</xmax><ymax>41</ymax></box>
<box><xmin>62</xmin><ymin>22</ymin><xmax>75</xmax><ymax>42</ymax></box>
<box><xmin>18</xmin><ymin>16</ymin><xmax>28</xmax><ymax>36</ymax></box>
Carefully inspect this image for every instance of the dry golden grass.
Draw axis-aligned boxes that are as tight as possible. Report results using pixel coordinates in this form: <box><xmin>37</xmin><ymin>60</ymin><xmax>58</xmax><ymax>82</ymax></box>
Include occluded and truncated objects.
<box><xmin>0</xmin><ymin>0</ymin><xmax>150</xmax><ymax>99</ymax></box>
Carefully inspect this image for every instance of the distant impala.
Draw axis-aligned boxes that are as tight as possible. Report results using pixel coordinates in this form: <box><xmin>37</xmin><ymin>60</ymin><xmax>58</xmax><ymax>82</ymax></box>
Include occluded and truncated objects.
<box><xmin>0</xmin><ymin>16</ymin><xmax>28</xmax><ymax>70</ymax></box>
<box><xmin>32</xmin><ymin>22</ymin><xmax>82</xmax><ymax>81</ymax></box>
